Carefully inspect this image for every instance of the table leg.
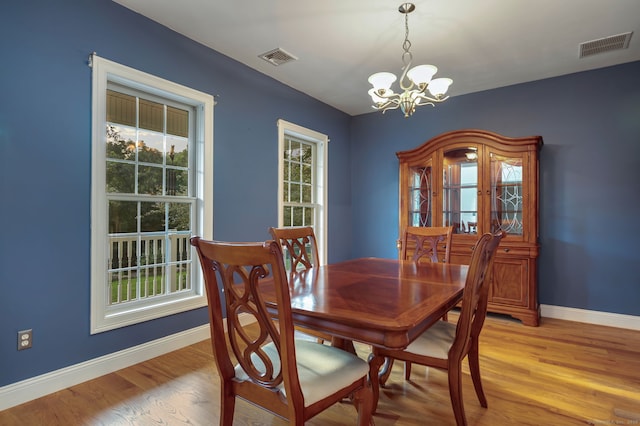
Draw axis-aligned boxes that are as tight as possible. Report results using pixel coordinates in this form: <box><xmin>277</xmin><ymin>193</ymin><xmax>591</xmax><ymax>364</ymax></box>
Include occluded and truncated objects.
<box><xmin>331</xmin><ymin>336</ymin><xmax>357</xmax><ymax>354</ymax></box>
<box><xmin>367</xmin><ymin>353</ymin><xmax>386</xmax><ymax>413</ymax></box>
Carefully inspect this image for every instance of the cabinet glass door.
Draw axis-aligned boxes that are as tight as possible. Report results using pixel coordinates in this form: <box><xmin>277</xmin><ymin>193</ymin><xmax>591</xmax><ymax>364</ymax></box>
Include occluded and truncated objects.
<box><xmin>443</xmin><ymin>147</ymin><xmax>478</xmax><ymax>234</ymax></box>
<box><xmin>490</xmin><ymin>152</ymin><xmax>523</xmax><ymax>235</ymax></box>
<box><xmin>408</xmin><ymin>164</ymin><xmax>432</xmax><ymax>227</ymax></box>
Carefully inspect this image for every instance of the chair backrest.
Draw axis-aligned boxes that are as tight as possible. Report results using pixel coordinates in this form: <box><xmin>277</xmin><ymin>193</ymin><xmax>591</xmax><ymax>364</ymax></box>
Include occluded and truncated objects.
<box><xmin>190</xmin><ymin>237</ymin><xmax>304</xmax><ymax>418</ymax></box>
<box><xmin>450</xmin><ymin>231</ymin><xmax>505</xmax><ymax>361</ymax></box>
<box><xmin>268</xmin><ymin>226</ymin><xmax>320</xmax><ymax>271</ymax></box>
<box><xmin>401</xmin><ymin>226</ymin><xmax>454</xmax><ymax>263</ymax></box>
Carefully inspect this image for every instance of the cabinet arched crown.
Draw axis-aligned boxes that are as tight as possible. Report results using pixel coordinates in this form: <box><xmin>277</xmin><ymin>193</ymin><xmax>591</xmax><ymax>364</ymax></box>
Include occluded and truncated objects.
<box><xmin>397</xmin><ymin>129</ymin><xmax>542</xmax><ymax>326</ymax></box>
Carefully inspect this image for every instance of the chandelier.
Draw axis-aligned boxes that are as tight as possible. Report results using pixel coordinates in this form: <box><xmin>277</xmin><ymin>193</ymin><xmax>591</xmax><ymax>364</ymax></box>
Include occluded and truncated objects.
<box><xmin>368</xmin><ymin>3</ymin><xmax>452</xmax><ymax>118</ymax></box>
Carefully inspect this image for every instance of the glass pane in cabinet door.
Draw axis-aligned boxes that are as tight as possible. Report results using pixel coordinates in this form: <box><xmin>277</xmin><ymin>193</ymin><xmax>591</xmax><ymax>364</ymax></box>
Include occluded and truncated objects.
<box><xmin>409</xmin><ymin>165</ymin><xmax>432</xmax><ymax>227</ymax></box>
<box><xmin>443</xmin><ymin>148</ymin><xmax>478</xmax><ymax>234</ymax></box>
<box><xmin>490</xmin><ymin>153</ymin><xmax>523</xmax><ymax>235</ymax></box>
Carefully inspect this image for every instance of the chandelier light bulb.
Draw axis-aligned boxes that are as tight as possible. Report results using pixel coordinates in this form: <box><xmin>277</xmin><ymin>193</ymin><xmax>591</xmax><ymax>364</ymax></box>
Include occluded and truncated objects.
<box><xmin>368</xmin><ymin>72</ymin><xmax>397</xmax><ymax>92</ymax></box>
<box><xmin>406</xmin><ymin>64</ymin><xmax>437</xmax><ymax>86</ymax></box>
<box><xmin>427</xmin><ymin>78</ymin><xmax>453</xmax><ymax>98</ymax></box>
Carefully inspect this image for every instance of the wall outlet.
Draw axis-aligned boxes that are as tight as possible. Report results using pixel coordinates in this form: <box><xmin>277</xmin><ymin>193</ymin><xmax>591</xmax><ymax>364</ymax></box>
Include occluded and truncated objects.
<box><xmin>18</xmin><ymin>329</ymin><xmax>32</xmax><ymax>350</ymax></box>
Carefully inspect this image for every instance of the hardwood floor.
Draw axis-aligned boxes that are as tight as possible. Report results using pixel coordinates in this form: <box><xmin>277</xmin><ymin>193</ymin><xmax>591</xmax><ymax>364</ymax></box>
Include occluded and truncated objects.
<box><xmin>1</xmin><ymin>313</ymin><xmax>639</xmax><ymax>425</ymax></box>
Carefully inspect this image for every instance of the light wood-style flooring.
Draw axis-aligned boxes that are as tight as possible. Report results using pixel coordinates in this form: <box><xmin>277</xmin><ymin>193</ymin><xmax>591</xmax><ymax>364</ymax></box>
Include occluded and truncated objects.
<box><xmin>1</xmin><ymin>313</ymin><xmax>639</xmax><ymax>425</ymax></box>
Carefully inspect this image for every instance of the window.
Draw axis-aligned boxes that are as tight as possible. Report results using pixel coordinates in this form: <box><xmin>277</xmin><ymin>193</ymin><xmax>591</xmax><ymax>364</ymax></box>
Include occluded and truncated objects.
<box><xmin>277</xmin><ymin>119</ymin><xmax>328</xmax><ymax>265</ymax></box>
<box><xmin>90</xmin><ymin>54</ymin><xmax>213</xmax><ymax>334</ymax></box>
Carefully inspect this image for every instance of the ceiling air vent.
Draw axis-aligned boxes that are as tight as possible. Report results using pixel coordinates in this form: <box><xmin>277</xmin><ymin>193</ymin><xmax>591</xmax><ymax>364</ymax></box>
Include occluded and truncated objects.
<box><xmin>259</xmin><ymin>48</ymin><xmax>298</xmax><ymax>66</ymax></box>
<box><xmin>579</xmin><ymin>32</ymin><xmax>633</xmax><ymax>58</ymax></box>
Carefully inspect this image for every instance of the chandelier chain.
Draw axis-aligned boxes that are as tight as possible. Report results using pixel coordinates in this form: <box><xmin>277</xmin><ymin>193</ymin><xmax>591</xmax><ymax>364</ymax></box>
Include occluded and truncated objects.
<box><xmin>402</xmin><ymin>12</ymin><xmax>412</xmax><ymax>65</ymax></box>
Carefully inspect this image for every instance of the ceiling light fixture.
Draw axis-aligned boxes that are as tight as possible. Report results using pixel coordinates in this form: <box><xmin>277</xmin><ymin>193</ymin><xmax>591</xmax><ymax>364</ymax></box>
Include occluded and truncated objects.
<box><xmin>368</xmin><ymin>3</ymin><xmax>452</xmax><ymax>118</ymax></box>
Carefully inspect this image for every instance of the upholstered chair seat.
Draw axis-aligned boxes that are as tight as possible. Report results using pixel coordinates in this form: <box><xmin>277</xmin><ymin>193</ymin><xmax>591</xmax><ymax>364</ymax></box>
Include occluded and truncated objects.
<box><xmin>235</xmin><ymin>339</ymin><xmax>370</xmax><ymax>406</ymax></box>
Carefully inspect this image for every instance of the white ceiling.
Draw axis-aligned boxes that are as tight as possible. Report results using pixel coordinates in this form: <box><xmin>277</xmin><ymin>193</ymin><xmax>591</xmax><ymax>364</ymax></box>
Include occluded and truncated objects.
<box><xmin>113</xmin><ymin>0</ymin><xmax>640</xmax><ymax>116</ymax></box>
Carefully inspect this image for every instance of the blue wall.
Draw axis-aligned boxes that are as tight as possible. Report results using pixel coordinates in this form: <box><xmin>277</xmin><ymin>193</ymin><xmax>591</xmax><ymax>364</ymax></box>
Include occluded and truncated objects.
<box><xmin>351</xmin><ymin>61</ymin><xmax>640</xmax><ymax>317</ymax></box>
<box><xmin>1</xmin><ymin>0</ymin><xmax>639</xmax><ymax>390</ymax></box>
<box><xmin>0</xmin><ymin>0</ymin><xmax>351</xmax><ymax>387</ymax></box>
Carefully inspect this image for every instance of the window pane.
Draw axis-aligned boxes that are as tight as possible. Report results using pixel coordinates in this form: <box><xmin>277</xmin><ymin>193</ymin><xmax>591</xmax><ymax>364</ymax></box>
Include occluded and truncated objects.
<box><xmin>167</xmin><ymin>106</ymin><xmax>189</xmax><ymax>137</ymax></box>
<box><xmin>169</xmin><ymin>234</ymin><xmax>191</xmax><ymax>262</ymax></box>
<box><xmin>107</xmin><ymin>125</ymin><xmax>137</xmax><ymax>160</ymax></box>
<box><xmin>141</xmin><ymin>236</ymin><xmax>164</xmax><ymax>266</ymax></box>
<box><xmin>302</xmin><ymin>163</ymin><xmax>312</xmax><ymax>184</ymax></box>
<box><xmin>284</xmin><ymin>206</ymin><xmax>292</xmax><ymax>226</ymax></box>
<box><xmin>140</xmin><ymin>202</ymin><xmax>165</xmax><ymax>232</ymax></box>
<box><xmin>139</xmin><ymin>98</ymin><xmax>164</xmax><ymax>132</ymax></box>
<box><xmin>284</xmin><ymin>160</ymin><xmax>290</xmax><ymax>181</ymax></box>
<box><xmin>169</xmin><ymin>262</ymin><xmax>189</xmax><ymax>291</ymax></box>
<box><xmin>290</xmin><ymin>141</ymin><xmax>301</xmax><ymax>160</ymax></box>
<box><xmin>166</xmin><ymin>169</ymin><xmax>188</xmax><ymax>196</ymax></box>
<box><xmin>107</xmin><ymin>90</ymin><xmax>136</xmax><ymax>127</ymax></box>
<box><xmin>302</xmin><ymin>184</ymin><xmax>311</xmax><ymax>203</ymax></box>
<box><xmin>168</xmin><ymin>202</ymin><xmax>191</xmax><ymax>231</ymax></box>
<box><xmin>107</xmin><ymin>162</ymin><xmax>135</xmax><ymax>194</ymax></box>
<box><xmin>139</xmin><ymin>265</ymin><xmax>165</xmax><ymax>298</ymax></box>
<box><xmin>292</xmin><ymin>206</ymin><xmax>304</xmax><ymax>226</ymax></box>
<box><xmin>167</xmin><ymin>135</ymin><xmax>188</xmax><ymax>167</ymax></box>
<box><xmin>138</xmin><ymin>131</ymin><xmax>163</xmax><ymax>164</ymax></box>
<box><xmin>304</xmin><ymin>207</ymin><xmax>313</xmax><ymax>226</ymax></box>
<box><xmin>109</xmin><ymin>200</ymin><xmax>137</xmax><ymax>233</ymax></box>
<box><xmin>109</xmin><ymin>269</ymin><xmax>139</xmax><ymax>304</ymax></box>
<box><xmin>138</xmin><ymin>165</ymin><xmax>163</xmax><ymax>195</ymax></box>
<box><xmin>301</xmin><ymin>143</ymin><xmax>312</xmax><ymax>164</ymax></box>
<box><xmin>290</xmin><ymin>183</ymin><xmax>300</xmax><ymax>203</ymax></box>
<box><xmin>291</xmin><ymin>162</ymin><xmax>301</xmax><ymax>182</ymax></box>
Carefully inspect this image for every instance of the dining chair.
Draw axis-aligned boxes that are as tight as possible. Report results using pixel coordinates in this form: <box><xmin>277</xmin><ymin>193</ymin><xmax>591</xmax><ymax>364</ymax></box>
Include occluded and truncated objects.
<box><xmin>400</xmin><ymin>226</ymin><xmax>453</xmax><ymax>264</ymax></box>
<box><xmin>268</xmin><ymin>226</ymin><xmax>333</xmax><ymax>344</ymax></box>
<box><xmin>191</xmin><ymin>237</ymin><xmax>373</xmax><ymax>426</ymax></box>
<box><xmin>372</xmin><ymin>231</ymin><xmax>505</xmax><ymax>426</ymax></box>
<box><xmin>396</xmin><ymin>226</ymin><xmax>454</xmax><ymax>380</ymax></box>
<box><xmin>268</xmin><ymin>226</ymin><xmax>320</xmax><ymax>271</ymax></box>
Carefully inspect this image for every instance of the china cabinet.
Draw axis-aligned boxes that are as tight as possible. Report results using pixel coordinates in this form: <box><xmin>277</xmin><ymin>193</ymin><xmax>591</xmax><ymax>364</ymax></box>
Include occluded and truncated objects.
<box><xmin>397</xmin><ymin>129</ymin><xmax>543</xmax><ymax>326</ymax></box>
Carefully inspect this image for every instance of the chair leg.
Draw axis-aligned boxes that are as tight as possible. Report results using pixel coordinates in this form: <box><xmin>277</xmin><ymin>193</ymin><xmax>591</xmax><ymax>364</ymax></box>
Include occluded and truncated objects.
<box><xmin>404</xmin><ymin>361</ymin><xmax>412</xmax><ymax>380</ymax></box>
<box><xmin>220</xmin><ymin>390</ymin><xmax>235</xmax><ymax>426</ymax></box>
<box><xmin>354</xmin><ymin>381</ymin><xmax>374</xmax><ymax>426</ymax></box>
<box><xmin>448</xmin><ymin>363</ymin><xmax>467</xmax><ymax>426</ymax></box>
<box><xmin>468</xmin><ymin>342</ymin><xmax>488</xmax><ymax>407</ymax></box>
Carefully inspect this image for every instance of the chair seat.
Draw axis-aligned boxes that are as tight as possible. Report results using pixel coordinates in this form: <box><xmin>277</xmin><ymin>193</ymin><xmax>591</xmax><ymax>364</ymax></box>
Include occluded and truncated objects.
<box><xmin>405</xmin><ymin>319</ymin><xmax>456</xmax><ymax>359</ymax></box>
<box><xmin>235</xmin><ymin>339</ymin><xmax>370</xmax><ymax>406</ymax></box>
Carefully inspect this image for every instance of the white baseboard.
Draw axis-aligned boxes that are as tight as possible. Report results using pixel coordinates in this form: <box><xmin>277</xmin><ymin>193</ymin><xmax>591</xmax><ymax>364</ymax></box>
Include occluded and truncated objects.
<box><xmin>0</xmin><ymin>314</ymin><xmax>254</xmax><ymax>412</ymax></box>
<box><xmin>541</xmin><ymin>304</ymin><xmax>640</xmax><ymax>331</ymax></box>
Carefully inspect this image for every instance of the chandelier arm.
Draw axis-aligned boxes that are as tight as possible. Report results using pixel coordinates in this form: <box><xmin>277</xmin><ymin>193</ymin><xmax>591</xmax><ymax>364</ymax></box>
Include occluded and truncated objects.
<box><xmin>373</xmin><ymin>98</ymin><xmax>401</xmax><ymax>111</ymax></box>
<box><xmin>398</xmin><ymin>57</ymin><xmax>414</xmax><ymax>91</ymax></box>
<box><xmin>413</xmin><ymin>92</ymin><xmax>449</xmax><ymax>105</ymax></box>
<box><xmin>373</xmin><ymin>103</ymin><xmax>400</xmax><ymax>112</ymax></box>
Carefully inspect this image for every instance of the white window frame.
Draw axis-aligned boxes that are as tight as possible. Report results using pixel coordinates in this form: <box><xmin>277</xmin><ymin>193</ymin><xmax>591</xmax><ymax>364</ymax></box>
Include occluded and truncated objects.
<box><xmin>277</xmin><ymin>119</ymin><xmax>328</xmax><ymax>265</ymax></box>
<box><xmin>90</xmin><ymin>54</ymin><xmax>213</xmax><ymax>334</ymax></box>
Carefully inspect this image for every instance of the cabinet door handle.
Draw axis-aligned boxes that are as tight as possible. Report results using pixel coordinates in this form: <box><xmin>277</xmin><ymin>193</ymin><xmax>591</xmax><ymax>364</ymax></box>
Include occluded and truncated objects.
<box><xmin>503</xmin><ymin>248</ymin><xmax>510</xmax><ymax>253</ymax></box>
<box><xmin>486</xmin><ymin>190</ymin><xmax>490</xmax><ymax>195</ymax></box>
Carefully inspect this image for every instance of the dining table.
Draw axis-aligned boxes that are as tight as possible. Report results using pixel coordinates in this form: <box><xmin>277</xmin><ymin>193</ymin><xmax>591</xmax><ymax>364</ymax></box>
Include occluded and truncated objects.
<box><xmin>259</xmin><ymin>256</ymin><xmax>469</xmax><ymax>409</ymax></box>
<box><xmin>265</xmin><ymin>257</ymin><xmax>467</xmax><ymax>349</ymax></box>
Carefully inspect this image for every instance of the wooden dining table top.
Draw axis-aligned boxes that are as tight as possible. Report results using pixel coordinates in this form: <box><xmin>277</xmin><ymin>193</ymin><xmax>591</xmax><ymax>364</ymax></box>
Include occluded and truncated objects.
<box><xmin>261</xmin><ymin>257</ymin><xmax>468</xmax><ymax>350</ymax></box>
